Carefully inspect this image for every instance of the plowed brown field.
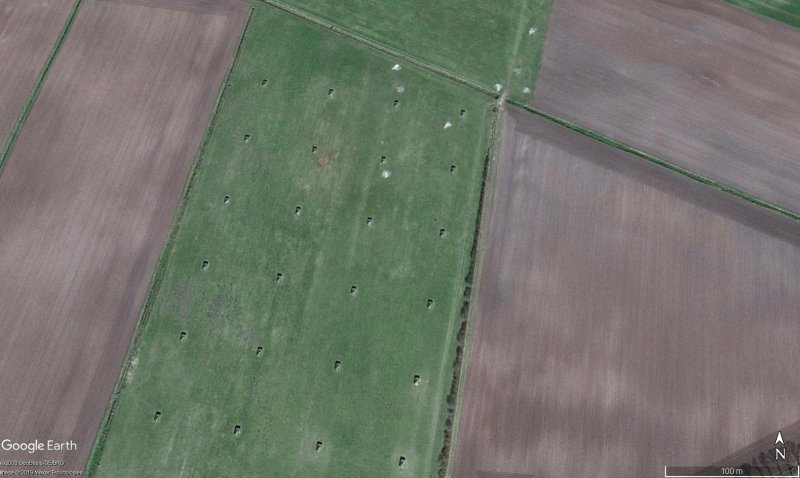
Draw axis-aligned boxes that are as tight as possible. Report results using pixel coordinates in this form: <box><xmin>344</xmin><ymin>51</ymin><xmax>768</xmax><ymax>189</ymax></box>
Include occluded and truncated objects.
<box><xmin>0</xmin><ymin>0</ymin><xmax>247</xmax><ymax>471</ymax></box>
<box><xmin>453</xmin><ymin>107</ymin><xmax>800</xmax><ymax>477</ymax></box>
<box><xmin>0</xmin><ymin>1</ymin><xmax>72</xmax><ymax>148</ymax></box>
<box><xmin>533</xmin><ymin>0</ymin><xmax>800</xmax><ymax>214</ymax></box>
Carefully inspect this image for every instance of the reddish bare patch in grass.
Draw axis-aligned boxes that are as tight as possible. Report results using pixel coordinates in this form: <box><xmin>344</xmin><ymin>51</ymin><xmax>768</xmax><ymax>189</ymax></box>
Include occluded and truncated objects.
<box><xmin>316</xmin><ymin>148</ymin><xmax>337</xmax><ymax>167</ymax></box>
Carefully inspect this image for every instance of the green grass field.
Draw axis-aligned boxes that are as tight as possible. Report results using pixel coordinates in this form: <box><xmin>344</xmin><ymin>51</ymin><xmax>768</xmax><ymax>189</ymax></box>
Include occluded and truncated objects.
<box><xmin>726</xmin><ymin>0</ymin><xmax>800</xmax><ymax>28</ymax></box>
<box><xmin>88</xmin><ymin>3</ymin><xmax>493</xmax><ymax>477</ymax></box>
<box><xmin>275</xmin><ymin>0</ymin><xmax>552</xmax><ymax>99</ymax></box>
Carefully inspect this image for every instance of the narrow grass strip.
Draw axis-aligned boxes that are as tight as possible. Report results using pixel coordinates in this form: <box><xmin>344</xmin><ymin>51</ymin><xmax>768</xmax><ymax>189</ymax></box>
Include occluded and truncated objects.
<box><xmin>83</xmin><ymin>7</ymin><xmax>255</xmax><ymax>477</ymax></box>
<box><xmin>443</xmin><ymin>102</ymin><xmax>505</xmax><ymax>478</ymax></box>
<box><xmin>523</xmin><ymin>0</ymin><xmax>554</xmax><ymax>97</ymax></box>
<box><xmin>257</xmin><ymin>0</ymin><xmax>499</xmax><ymax>99</ymax></box>
<box><xmin>503</xmin><ymin>0</ymin><xmax>553</xmax><ymax>102</ymax></box>
<box><xmin>507</xmin><ymin>99</ymin><xmax>800</xmax><ymax>222</ymax></box>
<box><xmin>0</xmin><ymin>0</ymin><xmax>83</xmax><ymax>176</ymax></box>
<box><xmin>726</xmin><ymin>0</ymin><xmax>800</xmax><ymax>27</ymax></box>
<box><xmin>437</xmin><ymin>100</ymin><xmax>504</xmax><ymax>478</ymax></box>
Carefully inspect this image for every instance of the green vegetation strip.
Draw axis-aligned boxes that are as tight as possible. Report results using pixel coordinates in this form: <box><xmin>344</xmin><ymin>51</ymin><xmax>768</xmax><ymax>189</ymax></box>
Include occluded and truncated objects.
<box><xmin>0</xmin><ymin>0</ymin><xmax>82</xmax><ymax>175</ymax></box>
<box><xmin>725</xmin><ymin>0</ymin><xmax>800</xmax><ymax>28</ymax></box>
<box><xmin>89</xmin><ymin>3</ymin><xmax>492</xmax><ymax>477</ymax></box>
<box><xmin>84</xmin><ymin>7</ymin><xmax>255</xmax><ymax>477</ymax></box>
<box><xmin>505</xmin><ymin>0</ymin><xmax>553</xmax><ymax>103</ymax></box>
<box><xmin>437</xmin><ymin>101</ymin><xmax>503</xmax><ymax>478</ymax></box>
<box><xmin>507</xmin><ymin>99</ymin><xmax>800</xmax><ymax>222</ymax></box>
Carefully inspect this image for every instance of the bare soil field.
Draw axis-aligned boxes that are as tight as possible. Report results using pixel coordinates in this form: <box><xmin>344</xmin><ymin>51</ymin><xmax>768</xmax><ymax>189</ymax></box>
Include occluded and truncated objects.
<box><xmin>0</xmin><ymin>1</ymin><xmax>73</xmax><ymax>149</ymax></box>
<box><xmin>533</xmin><ymin>0</ymin><xmax>800</xmax><ymax>214</ymax></box>
<box><xmin>0</xmin><ymin>0</ymin><xmax>246</xmax><ymax>471</ymax></box>
<box><xmin>452</xmin><ymin>107</ymin><xmax>800</xmax><ymax>477</ymax></box>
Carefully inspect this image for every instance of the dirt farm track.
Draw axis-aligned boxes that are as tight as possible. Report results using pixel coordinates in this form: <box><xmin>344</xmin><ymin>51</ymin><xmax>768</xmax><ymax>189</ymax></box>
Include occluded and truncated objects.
<box><xmin>452</xmin><ymin>107</ymin><xmax>800</xmax><ymax>477</ymax></box>
<box><xmin>0</xmin><ymin>0</ymin><xmax>246</xmax><ymax>471</ymax></box>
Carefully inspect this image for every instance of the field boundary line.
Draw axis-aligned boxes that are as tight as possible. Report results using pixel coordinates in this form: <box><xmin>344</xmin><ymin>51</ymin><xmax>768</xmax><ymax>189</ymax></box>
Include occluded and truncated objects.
<box><xmin>83</xmin><ymin>7</ymin><xmax>255</xmax><ymax>476</ymax></box>
<box><xmin>256</xmin><ymin>0</ymin><xmax>499</xmax><ymax>99</ymax></box>
<box><xmin>438</xmin><ymin>99</ymin><xmax>504</xmax><ymax>478</ymax></box>
<box><xmin>0</xmin><ymin>0</ymin><xmax>83</xmax><ymax>176</ymax></box>
<box><xmin>507</xmin><ymin>99</ymin><xmax>800</xmax><ymax>222</ymax></box>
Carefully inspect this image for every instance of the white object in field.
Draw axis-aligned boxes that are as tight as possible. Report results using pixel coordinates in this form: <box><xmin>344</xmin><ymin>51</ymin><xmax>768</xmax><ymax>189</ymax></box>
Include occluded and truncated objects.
<box><xmin>494</xmin><ymin>83</ymin><xmax>503</xmax><ymax>92</ymax></box>
<box><xmin>392</xmin><ymin>64</ymin><xmax>401</xmax><ymax>71</ymax></box>
<box><xmin>381</xmin><ymin>170</ymin><xmax>391</xmax><ymax>178</ymax></box>
<box><xmin>396</xmin><ymin>85</ymin><xmax>405</xmax><ymax>93</ymax></box>
<box><xmin>523</xmin><ymin>87</ymin><xmax>531</xmax><ymax>94</ymax></box>
<box><xmin>529</xmin><ymin>27</ymin><xmax>537</xmax><ymax>35</ymax></box>
<box><xmin>444</xmin><ymin>121</ymin><xmax>452</xmax><ymax>129</ymax></box>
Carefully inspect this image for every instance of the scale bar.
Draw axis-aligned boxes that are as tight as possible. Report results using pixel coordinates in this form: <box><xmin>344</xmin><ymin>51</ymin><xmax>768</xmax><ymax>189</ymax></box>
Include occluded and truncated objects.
<box><xmin>665</xmin><ymin>465</ymin><xmax>800</xmax><ymax>477</ymax></box>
